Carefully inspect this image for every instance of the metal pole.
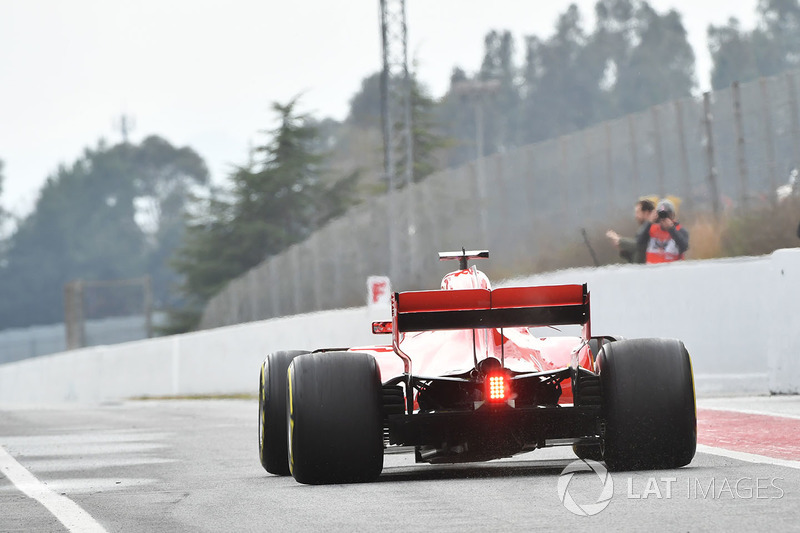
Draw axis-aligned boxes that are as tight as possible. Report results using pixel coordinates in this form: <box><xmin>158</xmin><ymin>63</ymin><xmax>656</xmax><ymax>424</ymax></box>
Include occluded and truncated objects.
<box><xmin>400</xmin><ymin>0</ymin><xmax>415</xmax><ymax>287</ymax></box>
<box><xmin>64</xmin><ymin>280</ymin><xmax>86</xmax><ymax>350</ymax></box>
<box><xmin>291</xmin><ymin>246</ymin><xmax>301</xmax><ymax>314</ymax></box>
<box><xmin>143</xmin><ymin>276</ymin><xmax>153</xmax><ymax>339</ymax></box>
<box><xmin>787</xmin><ymin>72</ymin><xmax>800</xmax><ymax>170</ymax></box>
<box><xmin>628</xmin><ymin>115</ymin><xmax>641</xmax><ymax>194</ymax></box>
<box><xmin>402</xmin><ymin>13</ymin><xmax>413</xmax><ymax>191</ymax></box>
<box><xmin>651</xmin><ymin>106</ymin><xmax>665</xmax><ymax>197</ymax></box>
<box><xmin>732</xmin><ymin>81</ymin><xmax>749</xmax><ymax>209</ymax></box>
<box><xmin>605</xmin><ymin>121</ymin><xmax>614</xmax><ymax>201</ymax></box>
<box><xmin>476</xmin><ymin>100</ymin><xmax>489</xmax><ymax>245</ymax></box>
<box><xmin>269</xmin><ymin>260</ymin><xmax>280</xmax><ymax>319</ymax></box>
<box><xmin>559</xmin><ymin>136</ymin><xmax>569</xmax><ymax>219</ymax></box>
<box><xmin>703</xmin><ymin>92</ymin><xmax>721</xmax><ymax>219</ymax></box>
<box><xmin>582</xmin><ymin>128</ymin><xmax>593</xmax><ymax>216</ymax></box>
<box><xmin>674</xmin><ymin>99</ymin><xmax>693</xmax><ymax>211</ymax></box>
<box><xmin>760</xmin><ymin>77</ymin><xmax>777</xmax><ymax>205</ymax></box>
<box><xmin>379</xmin><ymin>0</ymin><xmax>397</xmax><ymax>283</ymax></box>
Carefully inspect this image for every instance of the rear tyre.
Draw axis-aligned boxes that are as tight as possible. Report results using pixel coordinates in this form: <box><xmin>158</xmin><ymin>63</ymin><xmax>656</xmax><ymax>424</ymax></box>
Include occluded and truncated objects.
<box><xmin>288</xmin><ymin>351</ymin><xmax>384</xmax><ymax>484</ymax></box>
<box><xmin>598</xmin><ymin>338</ymin><xmax>696</xmax><ymax>471</ymax></box>
<box><xmin>259</xmin><ymin>350</ymin><xmax>309</xmax><ymax>475</ymax></box>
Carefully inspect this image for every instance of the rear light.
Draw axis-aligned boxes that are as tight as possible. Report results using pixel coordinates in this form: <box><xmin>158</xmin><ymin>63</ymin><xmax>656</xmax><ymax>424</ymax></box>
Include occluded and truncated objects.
<box><xmin>372</xmin><ymin>321</ymin><xmax>393</xmax><ymax>334</ymax></box>
<box><xmin>487</xmin><ymin>374</ymin><xmax>508</xmax><ymax>402</ymax></box>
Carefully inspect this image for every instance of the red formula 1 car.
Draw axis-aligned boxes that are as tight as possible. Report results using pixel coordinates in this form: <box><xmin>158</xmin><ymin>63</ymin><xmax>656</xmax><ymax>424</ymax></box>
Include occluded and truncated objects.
<box><xmin>258</xmin><ymin>250</ymin><xmax>696</xmax><ymax>484</ymax></box>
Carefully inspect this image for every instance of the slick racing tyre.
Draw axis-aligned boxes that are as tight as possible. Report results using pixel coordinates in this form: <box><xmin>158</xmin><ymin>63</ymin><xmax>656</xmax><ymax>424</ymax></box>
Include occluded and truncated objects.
<box><xmin>598</xmin><ymin>338</ymin><xmax>696</xmax><ymax>471</ymax></box>
<box><xmin>288</xmin><ymin>351</ymin><xmax>384</xmax><ymax>484</ymax></box>
<box><xmin>259</xmin><ymin>350</ymin><xmax>309</xmax><ymax>475</ymax></box>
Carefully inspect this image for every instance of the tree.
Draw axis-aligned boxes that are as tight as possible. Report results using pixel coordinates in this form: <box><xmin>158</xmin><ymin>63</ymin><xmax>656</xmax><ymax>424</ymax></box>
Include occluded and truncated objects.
<box><xmin>708</xmin><ymin>0</ymin><xmax>800</xmax><ymax>89</ymax></box>
<box><xmin>521</xmin><ymin>5</ymin><xmax>602</xmax><ymax>143</ymax></box>
<box><xmin>615</xmin><ymin>5</ymin><xmax>696</xmax><ymax>113</ymax></box>
<box><xmin>168</xmin><ymin>98</ymin><xmax>358</xmax><ymax>332</ymax></box>
<box><xmin>401</xmin><ymin>79</ymin><xmax>451</xmax><ymax>184</ymax></box>
<box><xmin>437</xmin><ymin>67</ymin><xmax>481</xmax><ymax>167</ymax></box>
<box><xmin>439</xmin><ymin>31</ymin><xmax>522</xmax><ymax>167</ymax></box>
<box><xmin>708</xmin><ymin>18</ymin><xmax>759</xmax><ymax>90</ymax></box>
<box><xmin>347</xmin><ymin>72</ymin><xmax>383</xmax><ymax>129</ymax></box>
<box><xmin>755</xmin><ymin>0</ymin><xmax>800</xmax><ymax>74</ymax></box>
<box><xmin>0</xmin><ymin>137</ymin><xmax>208</xmax><ymax>329</ymax></box>
<box><xmin>587</xmin><ymin>1</ymin><xmax>697</xmax><ymax>116</ymax></box>
<box><xmin>516</xmin><ymin>0</ymin><xmax>695</xmax><ymax>145</ymax></box>
<box><xmin>478</xmin><ymin>30</ymin><xmax>522</xmax><ymax>152</ymax></box>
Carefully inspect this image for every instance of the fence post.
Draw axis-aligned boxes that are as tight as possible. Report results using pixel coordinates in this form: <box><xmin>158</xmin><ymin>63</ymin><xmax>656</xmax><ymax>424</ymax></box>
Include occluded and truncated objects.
<box><xmin>64</xmin><ymin>280</ymin><xmax>85</xmax><ymax>350</ymax></box>
<box><xmin>628</xmin><ymin>115</ymin><xmax>641</xmax><ymax>194</ymax></box>
<box><xmin>291</xmin><ymin>246</ymin><xmax>301</xmax><ymax>315</ymax></box>
<box><xmin>674</xmin><ymin>99</ymin><xmax>693</xmax><ymax>211</ymax></box>
<box><xmin>787</xmin><ymin>72</ymin><xmax>800</xmax><ymax>170</ymax></box>
<box><xmin>311</xmin><ymin>236</ymin><xmax>322</xmax><ymax>311</ymax></box>
<box><xmin>143</xmin><ymin>276</ymin><xmax>153</xmax><ymax>338</ymax></box>
<box><xmin>703</xmin><ymin>92</ymin><xmax>721</xmax><ymax>219</ymax></box>
<box><xmin>651</xmin><ymin>106</ymin><xmax>665</xmax><ymax>197</ymax></box>
<box><xmin>559</xmin><ymin>136</ymin><xmax>569</xmax><ymax>217</ymax></box>
<box><xmin>604</xmin><ymin>121</ymin><xmax>614</xmax><ymax>205</ymax></box>
<box><xmin>732</xmin><ymin>81</ymin><xmax>749</xmax><ymax>209</ymax></box>
<box><xmin>268</xmin><ymin>260</ymin><xmax>279</xmax><ymax>319</ymax></box>
<box><xmin>760</xmin><ymin>77</ymin><xmax>777</xmax><ymax>205</ymax></box>
<box><xmin>582</xmin><ymin>129</ymin><xmax>593</xmax><ymax>216</ymax></box>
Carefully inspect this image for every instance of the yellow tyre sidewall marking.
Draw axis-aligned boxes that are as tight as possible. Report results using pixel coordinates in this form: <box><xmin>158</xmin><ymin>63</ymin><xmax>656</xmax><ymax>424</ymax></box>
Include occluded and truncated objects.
<box><xmin>287</xmin><ymin>364</ymin><xmax>295</xmax><ymax>475</ymax></box>
<box><xmin>259</xmin><ymin>364</ymin><xmax>266</xmax><ymax>454</ymax></box>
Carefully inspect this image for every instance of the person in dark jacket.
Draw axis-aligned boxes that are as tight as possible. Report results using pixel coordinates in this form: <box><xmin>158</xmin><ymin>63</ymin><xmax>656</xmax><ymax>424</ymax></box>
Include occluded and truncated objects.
<box><xmin>606</xmin><ymin>199</ymin><xmax>656</xmax><ymax>264</ymax></box>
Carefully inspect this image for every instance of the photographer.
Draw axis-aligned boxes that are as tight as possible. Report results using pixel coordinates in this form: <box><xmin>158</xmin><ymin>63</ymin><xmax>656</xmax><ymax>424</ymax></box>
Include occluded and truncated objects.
<box><xmin>636</xmin><ymin>199</ymin><xmax>689</xmax><ymax>264</ymax></box>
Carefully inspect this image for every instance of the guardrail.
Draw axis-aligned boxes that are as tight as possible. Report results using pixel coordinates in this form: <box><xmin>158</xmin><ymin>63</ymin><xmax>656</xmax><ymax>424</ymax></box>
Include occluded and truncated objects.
<box><xmin>0</xmin><ymin>249</ymin><xmax>798</xmax><ymax>403</ymax></box>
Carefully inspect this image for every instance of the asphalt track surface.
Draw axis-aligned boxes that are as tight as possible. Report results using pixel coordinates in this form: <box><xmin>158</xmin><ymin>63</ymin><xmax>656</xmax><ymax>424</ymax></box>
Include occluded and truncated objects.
<box><xmin>2</xmin><ymin>397</ymin><xmax>800</xmax><ymax>532</ymax></box>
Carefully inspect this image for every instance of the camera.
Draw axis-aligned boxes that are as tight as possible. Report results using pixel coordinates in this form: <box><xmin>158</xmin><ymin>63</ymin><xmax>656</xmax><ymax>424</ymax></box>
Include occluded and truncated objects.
<box><xmin>656</xmin><ymin>209</ymin><xmax>670</xmax><ymax>220</ymax></box>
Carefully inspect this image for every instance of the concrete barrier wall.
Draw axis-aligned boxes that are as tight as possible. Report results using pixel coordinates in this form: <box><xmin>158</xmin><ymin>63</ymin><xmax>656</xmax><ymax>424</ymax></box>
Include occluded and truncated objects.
<box><xmin>502</xmin><ymin>256</ymin><xmax>774</xmax><ymax>396</ymax></box>
<box><xmin>767</xmin><ymin>249</ymin><xmax>800</xmax><ymax>394</ymax></box>
<box><xmin>1</xmin><ymin>250</ymin><xmax>798</xmax><ymax>403</ymax></box>
<box><xmin>0</xmin><ymin>308</ymin><xmax>385</xmax><ymax>404</ymax></box>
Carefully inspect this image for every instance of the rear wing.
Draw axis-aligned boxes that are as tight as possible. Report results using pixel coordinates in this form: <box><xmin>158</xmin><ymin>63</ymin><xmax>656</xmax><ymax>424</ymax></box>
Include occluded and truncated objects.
<box><xmin>383</xmin><ymin>283</ymin><xmax>591</xmax><ymax>376</ymax></box>
<box><xmin>394</xmin><ymin>284</ymin><xmax>589</xmax><ymax>333</ymax></box>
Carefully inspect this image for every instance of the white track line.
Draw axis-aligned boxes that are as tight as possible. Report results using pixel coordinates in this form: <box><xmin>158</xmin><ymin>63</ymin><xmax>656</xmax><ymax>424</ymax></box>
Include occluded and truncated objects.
<box><xmin>0</xmin><ymin>446</ymin><xmax>107</xmax><ymax>533</ymax></box>
<box><xmin>697</xmin><ymin>444</ymin><xmax>800</xmax><ymax>470</ymax></box>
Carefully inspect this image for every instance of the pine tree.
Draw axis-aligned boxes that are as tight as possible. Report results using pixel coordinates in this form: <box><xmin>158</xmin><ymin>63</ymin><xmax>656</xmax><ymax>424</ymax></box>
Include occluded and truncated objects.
<box><xmin>167</xmin><ymin>98</ymin><xmax>357</xmax><ymax>332</ymax></box>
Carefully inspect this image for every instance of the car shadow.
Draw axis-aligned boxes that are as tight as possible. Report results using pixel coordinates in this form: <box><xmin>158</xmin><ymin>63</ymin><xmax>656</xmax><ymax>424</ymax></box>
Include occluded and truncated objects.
<box><xmin>377</xmin><ymin>459</ymin><xmax>573</xmax><ymax>482</ymax></box>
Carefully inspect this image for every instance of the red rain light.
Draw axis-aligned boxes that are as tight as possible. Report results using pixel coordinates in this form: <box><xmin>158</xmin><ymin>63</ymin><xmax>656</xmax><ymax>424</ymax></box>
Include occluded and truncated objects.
<box><xmin>372</xmin><ymin>321</ymin><xmax>393</xmax><ymax>334</ymax></box>
<box><xmin>487</xmin><ymin>374</ymin><xmax>507</xmax><ymax>401</ymax></box>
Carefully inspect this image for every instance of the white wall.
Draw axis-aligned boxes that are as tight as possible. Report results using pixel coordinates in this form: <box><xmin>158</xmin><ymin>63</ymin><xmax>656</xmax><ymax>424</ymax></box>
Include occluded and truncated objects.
<box><xmin>502</xmin><ymin>255</ymin><xmax>775</xmax><ymax>395</ymax></box>
<box><xmin>1</xmin><ymin>250</ymin><xmax>798</xmax><ymax>404</ymax></box>
<box><xmin>767</xmin><ymin>249</ymin><xmax>800</xmax><ymax>394</ymax></box>
<box><xmin>0</xmin><ymin>308</ymin><xmax>384</xmax><ymax>404</ymax></box>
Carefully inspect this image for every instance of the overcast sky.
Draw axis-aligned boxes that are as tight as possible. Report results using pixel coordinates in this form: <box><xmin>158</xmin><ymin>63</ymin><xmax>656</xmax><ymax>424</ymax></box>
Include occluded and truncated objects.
<box><xmin>0</xmin><ymin>0</ymin><xmax>758</xmax><ymax>218</ymax></box>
